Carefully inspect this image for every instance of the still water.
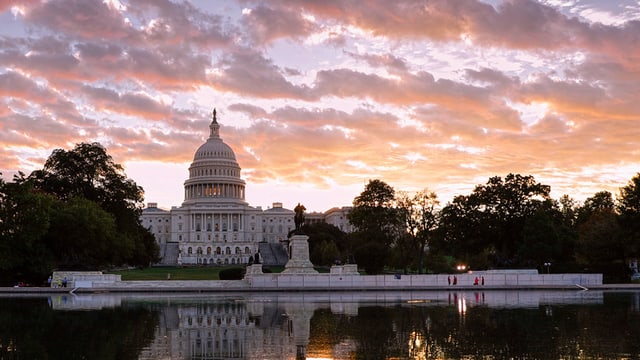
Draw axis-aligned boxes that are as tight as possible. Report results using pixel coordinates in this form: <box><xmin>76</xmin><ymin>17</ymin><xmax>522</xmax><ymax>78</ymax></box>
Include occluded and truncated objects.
<box><xmin>1</xmin><ymin>290</ymin><xmax>640</xmax><ymax>359</ymax></box>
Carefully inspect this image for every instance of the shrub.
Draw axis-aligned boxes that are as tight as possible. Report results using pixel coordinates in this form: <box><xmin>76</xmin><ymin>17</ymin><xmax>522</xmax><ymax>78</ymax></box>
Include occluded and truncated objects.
<box><xmin>218</xmin><ymin>267</ymin><xmax>245</xmax><ymax>280</ymax></box>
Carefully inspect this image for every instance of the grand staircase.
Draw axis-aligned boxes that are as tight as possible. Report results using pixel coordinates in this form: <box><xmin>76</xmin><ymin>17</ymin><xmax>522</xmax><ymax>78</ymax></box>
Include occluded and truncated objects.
<box><xmin>160</xmin><ymin>242</ymin><xmax>179</xmax><ymax>265</ymax></box>
<box><xmin>258</xmin><ymin>242</ymin><xmax>289</xmax><ymax>266</ymax></box>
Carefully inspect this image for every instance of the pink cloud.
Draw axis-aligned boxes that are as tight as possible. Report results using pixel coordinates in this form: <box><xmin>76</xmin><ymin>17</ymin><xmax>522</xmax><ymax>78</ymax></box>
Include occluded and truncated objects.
<box><xmin>211</xmin><ymin>49</ymin><xmax>314</xmax><ymax>99</ymax></box>
<box><xmin>241</xmin><ymin>3</ymin><xmax>316</xmax><ymax>45</ymax></box>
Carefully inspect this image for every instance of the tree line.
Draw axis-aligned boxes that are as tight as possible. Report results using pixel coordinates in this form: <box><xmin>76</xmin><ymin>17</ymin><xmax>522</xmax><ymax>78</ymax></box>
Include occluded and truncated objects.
<box><xmin>0</xmin><ymin>143</ymin><xmax>159</xmax><ymax>286</ymax></box>
<box><xmin>303</xmin><ymin>174</ymin><xmax>640</xmax><ymax>282</ymax></box>
<box><xmin>2</xmin><ymin>141</ymin><xmax>639</xmax><ymax>284</ymax></box>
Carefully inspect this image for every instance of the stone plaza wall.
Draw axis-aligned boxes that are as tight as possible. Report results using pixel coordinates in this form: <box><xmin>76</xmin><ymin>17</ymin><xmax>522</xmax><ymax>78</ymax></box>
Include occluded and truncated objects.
<box><xmin>49</xmin><ymin>269</ymin><xmax>602</xmax><ymax>292</ymax></box>
<box><xmin>247</xmin><ymin>272</ymin><xmax>602</xmax><ymax>290</ymax></box>
<box><xmin>51</xmin><ymin>271</ymin><xmax>121</xmax><ymax>288</ymax></box>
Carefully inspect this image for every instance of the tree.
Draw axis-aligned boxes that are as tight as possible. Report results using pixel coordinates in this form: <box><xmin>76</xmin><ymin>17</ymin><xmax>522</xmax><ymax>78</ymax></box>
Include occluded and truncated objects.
<box><xmin>576</xmin><ymin>209</ymin><xmax>623</xmax><ymax>265</ymax></box>
<box><xmin>473</xmin><ymin>174</ymin><xmax>551</xmax><ymax>263</ymax></box>
<box><xmin>573</xmin><ymin>191</ymin><xmax>629</xmax><ymax>280</ymax></box>
<box><xmin>0</xmin><ymin>173</ymin><xmax>56</xmax><ymax>284</ymax></box>
<box><xmin>578</xmin><ymin>191</ymin><xmax>615</xmax><ymax>224</ymax></box>
<box><xmin>29</xmin><ymin>142</ymin><xmax>159</xmax><ymax>268</ymax></box>
<box><xmin>348</xmin><ymin>179</ymin><xmax>398</xmax><ymax>237</ymax></box>
<box><xmin>617</xmin><ymin>173</ymin><xmax>640</xmax><ymax>261</ymax></box>
<box><xmin>45</xmin><ymin>197</ymin><xmax>123</xmax><ymax>269</ymax></box>
<box><xmin>433</xmin><ymin>174</ymin><xmax>551</xmax><ymax>269</ymax></box>
<box><xmin>348</xmin><ymin>179</ymin><xmax>400</xmax><ymax>273</ymax></box>
<box><xmin>518</xmin><ymin>201</ymin><xmax>576</xmax><ymax>269</ymax></box>
<box><xmin>396</xmin><ymin>190</ymin><xmax>440</xmax><ymax>273</ymax></box>
<box><xmin>302</xmin><ymin>222</ymin><xmax>347</xmax><ymax>266</ymax></box>
<box><xmin>433</xmin><ymin>193</ymin><xmax>490</xmax><ymax>269</ymax></box>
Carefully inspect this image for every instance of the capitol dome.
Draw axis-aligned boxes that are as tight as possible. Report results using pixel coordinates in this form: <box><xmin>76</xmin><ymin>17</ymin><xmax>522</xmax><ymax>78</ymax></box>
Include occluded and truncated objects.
<box><xmin>183</xmin><ymin>109</ymin><xmax>246</xmax><ymax>205</ymax></box>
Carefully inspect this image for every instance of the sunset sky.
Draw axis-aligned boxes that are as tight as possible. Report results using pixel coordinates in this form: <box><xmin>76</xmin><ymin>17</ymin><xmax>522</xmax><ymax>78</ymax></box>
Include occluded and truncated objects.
<box><xmin>2</xmin><ymin>0</ymin><xmax>640</xmax><ymax>212</ymax></box>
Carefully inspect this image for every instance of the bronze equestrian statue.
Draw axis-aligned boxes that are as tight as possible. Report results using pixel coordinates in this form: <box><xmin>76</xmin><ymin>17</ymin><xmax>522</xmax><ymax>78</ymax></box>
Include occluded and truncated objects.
<box><xmin>294</xmin><ymin>203</ymin><xmax>306</xmax><ymax>233</ymax></box>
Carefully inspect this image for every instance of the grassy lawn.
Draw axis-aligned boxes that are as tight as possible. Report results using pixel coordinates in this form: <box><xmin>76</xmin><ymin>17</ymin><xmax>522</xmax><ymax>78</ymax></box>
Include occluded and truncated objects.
<box><xmin>107</xmin><ymin>265</ymin><xmax>323</xmax><ymax>280</ymax></box>
<box><xmin>107</xmin><ymin>266</ymin><xmax>232</xmax><ymax>280</ymax></box>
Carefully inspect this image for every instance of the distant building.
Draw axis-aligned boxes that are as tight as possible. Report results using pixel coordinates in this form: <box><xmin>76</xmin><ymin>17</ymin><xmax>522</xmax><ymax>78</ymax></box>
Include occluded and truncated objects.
<box><xmin>141</xmin><ymin>110</ymin><xmax>353</xmax><ymax>265</ymax></box>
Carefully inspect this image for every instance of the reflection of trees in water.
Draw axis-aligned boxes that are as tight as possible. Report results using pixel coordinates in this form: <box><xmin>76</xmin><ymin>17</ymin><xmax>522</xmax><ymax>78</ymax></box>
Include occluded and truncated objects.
<box><xmin>306</xmin><ymin>294</ymin><xmax>640</xmax><ymax>359</ymax></box>
<box><xmin>0</xmin><ymin>297</ymin><xmax>158</xmax><ymax>360</ymax></box>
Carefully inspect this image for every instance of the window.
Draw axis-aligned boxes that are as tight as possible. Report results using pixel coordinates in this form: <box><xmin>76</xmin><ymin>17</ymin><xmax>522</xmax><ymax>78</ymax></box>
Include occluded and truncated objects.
<box><xmin>207</xmin><ymin>247</ymin><xmax>212</xmax><ymax>255</ymax></box>
<box><xmin>188</xmin><ymin>247</ymin><xmax>192</xmax><ymax>254</ymax></box>
<box><xmin>226</xmin><ymin>247</ymin><xmax>231</xmax><ymax>255</ymax></box>
<box><xmin>216</xmin><ymin>247</ymin><xmax>221</xmax><ymax>255</ymax></box>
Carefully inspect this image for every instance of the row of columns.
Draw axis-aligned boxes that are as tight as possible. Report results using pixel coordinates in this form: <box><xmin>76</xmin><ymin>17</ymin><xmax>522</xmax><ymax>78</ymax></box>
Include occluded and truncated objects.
<box><xmin>191</xmin><ymin>212</ymin><xmax>244</xmax><ymax>232</ymax></box>
<box><xmin>185</xmin><ymin>183</ymin><xmax>245</xmax><ymax>200</ymax></box>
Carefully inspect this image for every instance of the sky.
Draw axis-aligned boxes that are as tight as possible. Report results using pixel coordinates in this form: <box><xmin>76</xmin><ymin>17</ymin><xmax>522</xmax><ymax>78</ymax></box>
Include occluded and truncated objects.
<box><xmin>1</xmin><ymin>0</ymin><xmax>640</xmax><ymax>212</ymax></box>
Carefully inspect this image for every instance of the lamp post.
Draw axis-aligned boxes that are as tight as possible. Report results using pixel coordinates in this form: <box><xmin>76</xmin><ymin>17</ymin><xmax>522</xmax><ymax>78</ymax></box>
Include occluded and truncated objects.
<box><xmin>544</xmin><ymin>262</ymin><xmax>551</xmax><ymax>274</ymax></box>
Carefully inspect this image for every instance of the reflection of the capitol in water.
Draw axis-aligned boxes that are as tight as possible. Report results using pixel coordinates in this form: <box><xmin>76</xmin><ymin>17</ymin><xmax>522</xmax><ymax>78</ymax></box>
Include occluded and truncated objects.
<box><xmin>48</xmin><ymin>290</ymin><xmax>605</xmax><ymax>360</ymax></box>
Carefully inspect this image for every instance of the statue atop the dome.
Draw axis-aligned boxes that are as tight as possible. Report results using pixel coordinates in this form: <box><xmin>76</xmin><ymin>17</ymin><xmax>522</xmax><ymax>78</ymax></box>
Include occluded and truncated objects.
<box><xmin>212</xmin><ymin>108</ymin><xmax>217</xmax><ymax>123</ymax></box>
<box><xmin>294</xmin><ymin>203</ymin><xmax>306</xmax><ymax>233</ymax></box>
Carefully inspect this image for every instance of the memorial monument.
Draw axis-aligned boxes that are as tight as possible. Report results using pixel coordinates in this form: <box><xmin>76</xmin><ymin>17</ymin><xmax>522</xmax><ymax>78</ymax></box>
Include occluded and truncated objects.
<box><xmin>282</xmin><ymin>203</ymin><xmax>318</xmax><ymax>274</ymax></box>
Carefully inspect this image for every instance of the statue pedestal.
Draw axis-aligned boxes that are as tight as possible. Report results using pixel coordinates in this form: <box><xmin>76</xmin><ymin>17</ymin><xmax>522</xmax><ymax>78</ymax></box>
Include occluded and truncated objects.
<box><xmin>283</xmin><ymin>234</ymin><xmax>318</xmax><ymax>274</ymax></box>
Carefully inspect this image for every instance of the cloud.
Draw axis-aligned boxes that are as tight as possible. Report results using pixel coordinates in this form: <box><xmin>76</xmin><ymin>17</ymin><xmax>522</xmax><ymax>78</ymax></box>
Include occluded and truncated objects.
<box><xmin>25</xmin><ymin>0</ymin><xmax>136</xmax><ymax>41</ymax></box>
<box><xmin>241</xmin><ymin>3</ymin><xmax>316</xmax><ymax>45</ymax></box>
<box><xmin>211</xmin><ymin>48</ymin><xmax>315</xmax><ymax>99</ymax></box>
<box><xmin>343</xmin><ymin>50</ymin><xmax>409</xmax><ymax>73</ymax></box>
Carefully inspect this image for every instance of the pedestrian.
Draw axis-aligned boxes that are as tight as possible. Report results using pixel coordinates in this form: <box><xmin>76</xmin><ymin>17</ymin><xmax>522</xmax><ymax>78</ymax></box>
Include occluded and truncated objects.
<box><xmin>474</xmin><ymin>277</ymin><xmax>479</xmax><ymax>286</ymax></box>
<box><xmin>448</xmin><ymin>275</ymin><xmax>451</xmax><ymax>285</ymax></box>
<box><xmin>47</xmin><ymin>276</ymin><xmax>52</xmax><ymax>287</ymax></box>
<box><xmin>56</xmin><ymin>279</ymin><xmax>62</xmax><ymax>288</ymax></box>
<box><xmin>453</xmin><ymin>275</ymin><xmax>457</xmax><ymax>285</ymax></box>
<box><xmin>481</xmin><ymin>276</ymin><xmax>485</xmax><ymax>286</ymax></box>
<box><xmin>62</xmin><ymin>277</ymin><xmax>68</xmax><ymax>288</ymax></box>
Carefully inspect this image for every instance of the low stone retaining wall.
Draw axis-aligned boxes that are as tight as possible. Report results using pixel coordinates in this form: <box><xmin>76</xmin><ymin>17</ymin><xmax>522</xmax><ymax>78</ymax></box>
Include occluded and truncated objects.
<box><xmin>52</xmin><ymin>271</ymin><xmax>121</xmax><ymax>288</ymax></box>
<box><xmin>47</xmin><ymin>269</ymin><xmax>602</xmax><ymax>292</ymax></box>
<box><xmin>247</xmin><ymin>272</ymin><xmax>602</xmax><ymax>290</ymax></box>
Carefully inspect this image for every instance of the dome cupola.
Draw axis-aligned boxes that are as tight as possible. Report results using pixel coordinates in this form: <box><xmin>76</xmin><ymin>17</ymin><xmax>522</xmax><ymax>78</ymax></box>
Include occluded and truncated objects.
<box><xmin>183</xmin><ymin>109</ymin><xmax>246</xmax><ymax>205</ymax></box>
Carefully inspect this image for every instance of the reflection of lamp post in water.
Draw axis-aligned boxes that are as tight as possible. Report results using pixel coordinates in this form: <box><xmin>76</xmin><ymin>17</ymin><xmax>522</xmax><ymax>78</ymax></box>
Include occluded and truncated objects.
<box><xmin>544</xmin><ymin>262</ymin><xmax>551</xmax><ymax>274</ymax></box>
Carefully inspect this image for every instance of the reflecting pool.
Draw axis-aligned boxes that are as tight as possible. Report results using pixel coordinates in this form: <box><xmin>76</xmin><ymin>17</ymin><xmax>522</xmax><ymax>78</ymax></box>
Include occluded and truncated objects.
<box><xmin>1</xmin><ymin>290</ymin><xmax>640</xmax><ymax>359</ymax></box>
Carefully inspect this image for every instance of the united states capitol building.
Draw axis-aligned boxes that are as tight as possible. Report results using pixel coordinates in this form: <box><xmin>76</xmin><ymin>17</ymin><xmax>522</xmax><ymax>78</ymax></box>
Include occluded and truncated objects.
<box><xmin>141</xmin><ymin>110</ymin><xmax>353</xmax><ymax>266</ymax></box>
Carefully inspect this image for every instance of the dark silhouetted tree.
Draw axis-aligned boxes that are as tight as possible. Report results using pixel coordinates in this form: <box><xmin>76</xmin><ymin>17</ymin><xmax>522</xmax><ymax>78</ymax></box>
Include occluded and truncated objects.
<box><xmin>0</xmin><ymin>173</ymin><xmax>56</xmax><ymax>284</ymax></box>
<box><xmin>29</xmin><ymin>143</ymin><xmax>159</xmax><ymax>267</ymax></box>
